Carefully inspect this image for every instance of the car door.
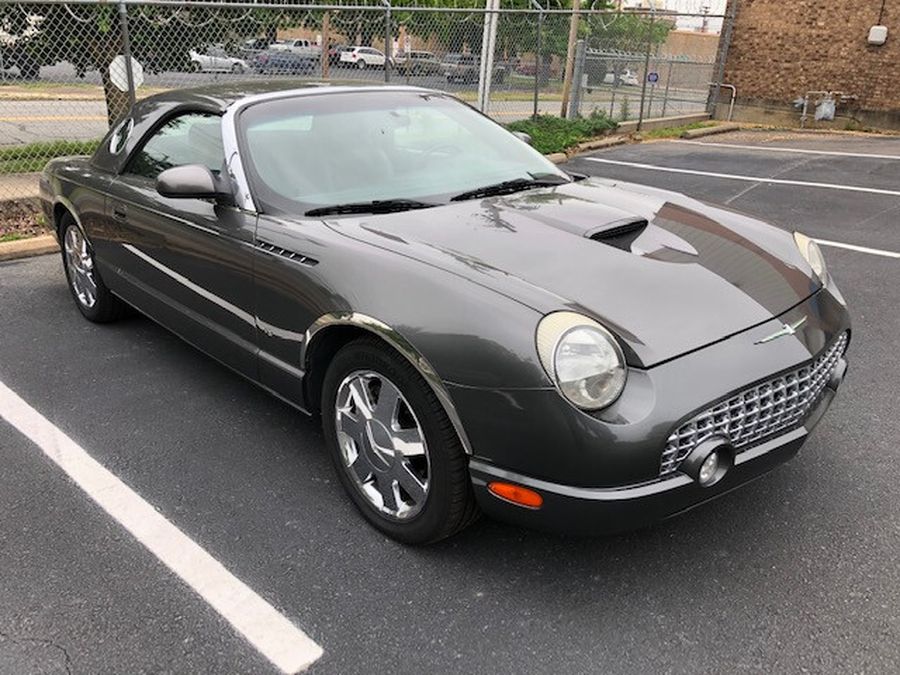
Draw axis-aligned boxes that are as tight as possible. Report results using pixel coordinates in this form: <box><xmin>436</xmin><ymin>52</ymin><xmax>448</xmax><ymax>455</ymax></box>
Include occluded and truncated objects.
<box><xmin>104</xmin><ymin>111</ymin><xmax>259</xmax><ymax>379</ymax></box>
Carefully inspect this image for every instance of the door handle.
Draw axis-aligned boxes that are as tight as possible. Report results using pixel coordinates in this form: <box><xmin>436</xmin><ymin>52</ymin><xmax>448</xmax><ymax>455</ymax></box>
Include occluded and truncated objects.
<box><xmin>112</xmin><ymin>204</ymin><xmax>128</xmax><ymax>221</ymax></box>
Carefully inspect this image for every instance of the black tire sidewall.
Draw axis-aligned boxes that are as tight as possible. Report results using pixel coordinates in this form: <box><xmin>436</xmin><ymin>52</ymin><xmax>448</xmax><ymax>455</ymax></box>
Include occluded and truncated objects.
<box><xmin>322</xmin><ymin>339</ymin><xmax>469</xmax><ymax>544</ymax></box>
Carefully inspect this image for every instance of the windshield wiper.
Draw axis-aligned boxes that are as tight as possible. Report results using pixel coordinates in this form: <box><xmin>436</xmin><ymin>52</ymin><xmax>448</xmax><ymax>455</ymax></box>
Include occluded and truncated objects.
<box><xmin>449</xmin><ymin>173</ymin><xmax>570</xmax><ymax>202</ymax></box>
<box><xmin>305</xmin><ymin>199</ymin><xmax>437</xmax><ymax>217</ymax></box>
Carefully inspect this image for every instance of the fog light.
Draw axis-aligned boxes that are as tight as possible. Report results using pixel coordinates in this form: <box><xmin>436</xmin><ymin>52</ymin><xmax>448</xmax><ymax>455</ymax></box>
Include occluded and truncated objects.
<box><xmin>698</xmin><ymin>452</ymin><xmax>719</xmax><ymax>486</ymax></box>
<box><xmin>680</xmin><ymin>436</ymin><xmax>733</xmax><ymax>488</ymax></box>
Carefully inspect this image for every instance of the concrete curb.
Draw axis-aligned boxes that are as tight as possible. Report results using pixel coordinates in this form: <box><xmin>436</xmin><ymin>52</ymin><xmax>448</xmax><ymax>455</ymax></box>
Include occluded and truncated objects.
<box><xmin>0</xmin><ymin>234</ymin><xmax>58</xmax><ymax>262</ymax></box>
<box><xmin>680</xmin><ymin>123</ymin><xmax>742</xmax><ymax>139</ymax></box>
<box><xmin>574</xmin><ymin>136</ymin><xmax>628</xmax><ymax>153</ymax></box>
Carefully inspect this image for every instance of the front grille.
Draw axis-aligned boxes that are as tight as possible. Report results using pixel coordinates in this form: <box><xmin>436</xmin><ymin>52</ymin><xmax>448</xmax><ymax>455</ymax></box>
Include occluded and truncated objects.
<box><xmin>660</xmin><ymin>332</ymin><xmax>848</xmax><ymax>477</ymax></box>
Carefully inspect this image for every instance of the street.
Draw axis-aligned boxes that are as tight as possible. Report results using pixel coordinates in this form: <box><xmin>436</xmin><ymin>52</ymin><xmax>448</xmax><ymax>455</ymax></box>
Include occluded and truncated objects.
<box><xmin>1</xmin><ymin>131</ymin><xmax>898</xmax><ymax>674</ymax></box>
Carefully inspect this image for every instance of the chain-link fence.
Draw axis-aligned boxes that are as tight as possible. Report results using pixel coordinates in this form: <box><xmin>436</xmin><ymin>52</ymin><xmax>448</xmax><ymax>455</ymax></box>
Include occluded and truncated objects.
<box><xmin>0</xmin><ymin>0</ymin><xmax>732</xmax><ymax>203</ymax></box>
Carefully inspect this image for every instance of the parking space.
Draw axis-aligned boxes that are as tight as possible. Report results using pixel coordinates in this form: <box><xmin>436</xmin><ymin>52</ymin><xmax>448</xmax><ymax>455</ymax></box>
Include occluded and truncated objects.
<box><xmin>2</xmin><ymin>131</ymin><xmax>900</xmax><ymax>674</ymax></box>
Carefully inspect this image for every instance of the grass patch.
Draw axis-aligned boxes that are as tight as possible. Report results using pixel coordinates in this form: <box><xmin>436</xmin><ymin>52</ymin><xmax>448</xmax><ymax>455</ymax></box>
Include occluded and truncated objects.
<box><xmin>0</xmin><ymin>232</ymin><xmax>28</xmax><ymax>243</ymax></box>
<box><xmin>0</xmin><ymin>139</ymin><xmax>99</xmax><ymax>174</ymax></box>
<box><xmin>640</xmin><ymin>121</ymin><xmax>717</xmax><ymax>139</ymax></box>
<box><xmin>506</xmin><ymin>110</ymin><xmax>617</xmax><ymax>154</ymax></box>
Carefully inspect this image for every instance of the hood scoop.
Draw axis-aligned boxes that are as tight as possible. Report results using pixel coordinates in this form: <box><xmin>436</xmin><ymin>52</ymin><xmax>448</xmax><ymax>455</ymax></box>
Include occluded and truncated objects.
<box><xmin>585</xmin><ymin>217</ymin><xmax>648</xmax><ymax>252</ymax></box>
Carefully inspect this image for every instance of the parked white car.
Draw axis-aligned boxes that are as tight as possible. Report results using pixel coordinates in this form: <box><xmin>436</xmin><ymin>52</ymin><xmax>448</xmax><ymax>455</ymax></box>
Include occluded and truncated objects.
<box><xmin>189</xmin><ymin>46</ymin><xmax>249</xmax><ymax>74</ymax></box>
<box><xmin>270</xmin><ymin>38</ymin><xmax>321</xmax><ymax>57</ymax></box>
<box><xmin>340</xmin><ymin>46</ymin><xmax>389</xmax><ymax>69</ymax></box>
<box><xmin>603</xmin><ymin>69</ymin><xmax>640</xmax><ymax>87</ymax></box>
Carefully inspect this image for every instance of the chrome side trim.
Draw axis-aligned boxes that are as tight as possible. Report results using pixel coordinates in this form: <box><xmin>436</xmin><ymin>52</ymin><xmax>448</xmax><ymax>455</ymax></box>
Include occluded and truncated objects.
<box><xmin>470</xmin><ymin>459</ymin><xmax>695</xmax><ymax>501</ymax></box>
<box><xmin>303</xmin><ymin>312</ymin><xmax>474</xmax><ymax>455</ymax></box>
<box><xmin>123</xmin><ymin>244</ymin><xmax>308</xmax><ymax>345</ymax></box>
<box><xmin>123</xmin><ymin>244</ymin><xmax>256</xmax><ymax>326</ymax></box>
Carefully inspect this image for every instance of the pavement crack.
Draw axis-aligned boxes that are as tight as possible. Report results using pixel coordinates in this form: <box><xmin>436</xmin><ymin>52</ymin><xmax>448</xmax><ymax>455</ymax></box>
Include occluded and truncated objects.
<box><xmin>0</xmin><ymin>627</ymin><xmax>73</xmax><ymax>675</ymax></box>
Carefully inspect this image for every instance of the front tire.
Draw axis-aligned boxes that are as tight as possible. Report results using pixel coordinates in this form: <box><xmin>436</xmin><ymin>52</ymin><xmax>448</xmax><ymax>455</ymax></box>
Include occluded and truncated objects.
<box><xmin>231</xmin><ymin>63</ymin><xmax>244</xmax><ymax>74</ymax></box>
<box><xmin>322</xmin><ymin>337</ymin><xmax>478</xmax><ymax>544</ymax></box>
<box><xmin>357</xmin><ymin>60</ymin><xmax>366</xmax><ymax>70</ymax></box>
<box><xmin>60</xmin><ymin>214</ymin><xmax>127</xmax><ymax>323</ymax></box>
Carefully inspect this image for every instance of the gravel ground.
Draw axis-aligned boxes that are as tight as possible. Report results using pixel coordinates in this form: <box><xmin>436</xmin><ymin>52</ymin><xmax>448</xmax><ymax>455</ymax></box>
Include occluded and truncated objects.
<box><xmin>0</xmin><ymin>198</ymin><xmax>47</xmax><ymax>242</ymax></box>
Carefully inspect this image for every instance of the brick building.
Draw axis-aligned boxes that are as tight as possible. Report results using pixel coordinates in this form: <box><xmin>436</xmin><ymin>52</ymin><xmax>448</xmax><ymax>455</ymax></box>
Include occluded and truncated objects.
<box><xmin>720</xmin><ymin>0</ymin><xmax>900</xmax><ymax>128</ymax></box>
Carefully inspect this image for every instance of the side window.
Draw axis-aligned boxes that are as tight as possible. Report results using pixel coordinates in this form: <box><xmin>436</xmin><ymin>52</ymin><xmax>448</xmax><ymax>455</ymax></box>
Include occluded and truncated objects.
<box><xmin>126</xmin><ymin>113</ymin><xmax>224</xmax><ymax>180</ymax></box>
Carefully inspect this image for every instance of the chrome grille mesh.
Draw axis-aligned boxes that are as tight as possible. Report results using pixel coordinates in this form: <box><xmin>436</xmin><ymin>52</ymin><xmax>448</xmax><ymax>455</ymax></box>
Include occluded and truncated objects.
<box><xmin>660</xmin><ymin>333</ymin><xmax>848</xmax><ymax>477</ymax></box>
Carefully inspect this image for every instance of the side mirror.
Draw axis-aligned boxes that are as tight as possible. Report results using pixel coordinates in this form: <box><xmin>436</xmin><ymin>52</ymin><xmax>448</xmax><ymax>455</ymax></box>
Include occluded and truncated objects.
<box><xmin>156</xmin><ymin>164</ymin><xmax>232</xmax><ymax>202</ymax></box>
<box><xmin>511</xmin><ymin>131</ymin><xmax>533</xmax><ymax>146</ymax></box>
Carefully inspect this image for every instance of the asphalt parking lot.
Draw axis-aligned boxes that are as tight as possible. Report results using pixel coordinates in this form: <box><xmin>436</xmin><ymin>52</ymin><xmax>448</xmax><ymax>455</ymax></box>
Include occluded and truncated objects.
<box><xmin>2</xmin><ymin>130</ymin><xmax>899</xmax><ymax>674</ymax></box>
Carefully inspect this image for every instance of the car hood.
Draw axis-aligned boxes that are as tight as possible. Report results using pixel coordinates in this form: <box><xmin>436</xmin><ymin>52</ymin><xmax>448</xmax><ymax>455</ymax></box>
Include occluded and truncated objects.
<box><xmin>325</xmin><ymin>178</ymin><xmax>818</xmax><ymax>367</ymax></box>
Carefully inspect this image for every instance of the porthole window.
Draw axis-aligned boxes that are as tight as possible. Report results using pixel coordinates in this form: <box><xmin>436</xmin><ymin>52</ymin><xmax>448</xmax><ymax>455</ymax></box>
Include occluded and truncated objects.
<box><xmin>109</xmin><ymin>117</ymin><xmax>134</xmax><ymax>154</ymax></box>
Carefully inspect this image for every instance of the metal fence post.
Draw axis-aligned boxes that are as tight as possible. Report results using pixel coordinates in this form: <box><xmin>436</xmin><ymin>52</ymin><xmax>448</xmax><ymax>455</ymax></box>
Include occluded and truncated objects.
<box><xmin>117</xmin><ymin>0</ymin><xmax>136</xmax><ymax>109</ymax></box>
<box><xmin>559</xmin><ymin>4</ymin><xmax>581</xmax><ymax>117</ymax></box>
<box><xmin>568</xmin><ymin>39</ymin><xmax>586</xmax><ymax>119</ymax></box>
<box><xmin>661</xmin><ymin>58</ymin><xmax>673</xmax><ymax>118</ymax></box>
<box><xmin>636</xmin><ymin>13</ymin><xmax>655</xmax><ymax>131</ymax></box>
<box><xmin>383</xmin><ymin>0</ymin><xmax>392</xmax><ymax>83</ymax></box>
<box><xmin>477</xmin><ymin>0</ymin><xmax>500</xmax><ymax>114</ymax></box>
<box><xmin>531</xmin><ymin>1</ymin><xmax>543</xmax><ymax>120</ymax></box>
<box><xmin>709</xmin><ymin>0</ymin><xmax>737</xmax><ymax>115</ymax></box>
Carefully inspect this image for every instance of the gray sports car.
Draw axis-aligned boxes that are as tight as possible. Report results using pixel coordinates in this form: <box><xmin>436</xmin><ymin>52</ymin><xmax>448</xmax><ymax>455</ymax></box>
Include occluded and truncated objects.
<box><xmin>40</xmin><ymin>83</ymin><xmax>850</xmax><ymax>543</ymax></box>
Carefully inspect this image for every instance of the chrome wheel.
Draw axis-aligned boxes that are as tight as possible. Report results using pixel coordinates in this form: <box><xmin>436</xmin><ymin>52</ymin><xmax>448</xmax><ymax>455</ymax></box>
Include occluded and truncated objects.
<box><xmin>63</xmin><ymin>225</ymin><xmax>97</xmax><ymax>309</ymax></box>
<box><xmin>335</xmin><ymin>370</ymin><xmax>430</xmax><ymax>520</ymax></box>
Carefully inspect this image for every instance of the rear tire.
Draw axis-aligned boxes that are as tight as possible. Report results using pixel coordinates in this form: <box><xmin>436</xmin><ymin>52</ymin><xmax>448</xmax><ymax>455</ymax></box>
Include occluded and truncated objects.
<box><xmin>322</xmin><ymin>337</ymin><xmax>479</xmax><ymax>544</ymax></box>
<box><xmin>357</xmin><ymin>60</ymin><xmax>366</xmax><ymax>70</ymax></box>
<box><xmin>60</xmin><ymin>214</ymin><xmax>128</xmax><ymax>323</ymax></box>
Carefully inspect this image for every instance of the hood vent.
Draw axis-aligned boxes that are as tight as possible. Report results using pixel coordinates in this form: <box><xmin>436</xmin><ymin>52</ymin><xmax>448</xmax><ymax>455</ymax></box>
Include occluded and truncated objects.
<box><xmin>585</xmin><ymin>218</ymin><xmax>648</xmax><ymax>252</ymax></box>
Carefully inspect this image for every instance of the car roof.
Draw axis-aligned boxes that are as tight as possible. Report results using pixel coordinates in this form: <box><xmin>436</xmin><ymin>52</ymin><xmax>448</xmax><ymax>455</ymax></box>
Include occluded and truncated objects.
<box><xmin>139</xmin><ymin>81</ymin><xmax>437</xmax><ymax>112</ymax></box>
<box><xmin>92</xmin><ymin>83</ymin><xmax>443</xmax><ymax>174</ymax></box>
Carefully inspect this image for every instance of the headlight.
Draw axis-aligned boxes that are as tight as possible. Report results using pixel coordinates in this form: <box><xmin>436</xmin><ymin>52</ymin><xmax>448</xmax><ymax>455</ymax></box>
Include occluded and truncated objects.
<box><xmin>794</xmin><ymin>231</ymin><xmax>829</xmax><ymax>286</ymax></box>
<box><xmin>536</xmin><ymin>312</ymin><xmax>627</xmax><ymax>410</ymax></box>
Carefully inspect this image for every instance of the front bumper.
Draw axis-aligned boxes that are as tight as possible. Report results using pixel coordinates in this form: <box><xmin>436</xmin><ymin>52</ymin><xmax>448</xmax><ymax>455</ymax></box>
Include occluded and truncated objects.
<box><xmin>456</xmin><ymin>283</ymin><xmax>850</xmax><ymax>535</ymax></box>
<box><xmin>469</xmin><ymin>366</ymin><xmax>844</xmax><ymax>535</ymax></box>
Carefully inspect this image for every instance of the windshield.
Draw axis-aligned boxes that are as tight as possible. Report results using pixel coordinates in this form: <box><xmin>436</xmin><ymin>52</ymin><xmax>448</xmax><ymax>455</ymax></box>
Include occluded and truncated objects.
<box><xmin>238</xmin><ymin>91</ymin><xmax>566</xmax><ymax>215</ymax></box>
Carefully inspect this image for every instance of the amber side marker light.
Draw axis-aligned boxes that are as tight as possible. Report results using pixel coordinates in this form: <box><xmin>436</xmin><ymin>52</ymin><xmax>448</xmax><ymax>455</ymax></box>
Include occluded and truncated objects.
<box><xmin>488</xmin><ymin>482</ymin><xmax>544</xmax><ymax>509</ymax></box>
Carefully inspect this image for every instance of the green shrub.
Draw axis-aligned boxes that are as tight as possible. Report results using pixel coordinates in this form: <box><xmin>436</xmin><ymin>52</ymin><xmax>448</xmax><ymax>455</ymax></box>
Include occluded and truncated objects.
<box><xmin>506</xmin><ymin>110</ymin><xmax>617</xmax><ymax>154</ymax></box>
<box><xmin>0</xmin><ymin>139</ymin><xmax>99</xmax><ymax>174</ymax></box>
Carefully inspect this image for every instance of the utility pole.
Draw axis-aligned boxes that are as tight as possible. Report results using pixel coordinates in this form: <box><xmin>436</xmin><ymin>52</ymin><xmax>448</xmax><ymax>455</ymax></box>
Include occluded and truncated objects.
<box><xmin>321</xmin><ymin>12</ymin><xmax>330</xmax><ymax>79</ymax></box>
<box><xmin>477</xmin><ymin>0</ymin><xmax>501</xmax><ymax>113</ymax></box>
<box><xmin>559</xmin><ymin>2</ymin><xmax>581</xmax><ymax>118</ymax></box>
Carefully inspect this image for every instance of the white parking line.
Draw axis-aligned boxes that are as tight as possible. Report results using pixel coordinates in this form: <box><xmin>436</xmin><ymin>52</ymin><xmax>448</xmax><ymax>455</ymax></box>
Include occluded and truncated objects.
<box><xmin>584</xmin><ymin>158</ymin><xmax>900</xmax><ymax>197</ymax></box>
<box><xmin>814</xmin><ymin>238</ymin><xmax>900</xmax><ymax>259</ymax></box>
<box><xmin>0</xmin><ymin>380</ymin><xmax>323</xmax><ymax>673</ymax></box>
<box><xmin>674</xmin><ymin>139</ymin><xmax>900</xmax><ymax>161</ymax></box>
